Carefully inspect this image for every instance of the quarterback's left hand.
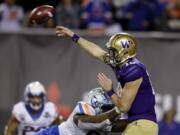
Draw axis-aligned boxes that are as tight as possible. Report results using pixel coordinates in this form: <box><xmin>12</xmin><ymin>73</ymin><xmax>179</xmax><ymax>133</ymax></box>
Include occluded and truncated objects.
<box><xmin>97</xmin><ymin>73</ymin><xmax>113</xmax><ymax>92</ymax></box>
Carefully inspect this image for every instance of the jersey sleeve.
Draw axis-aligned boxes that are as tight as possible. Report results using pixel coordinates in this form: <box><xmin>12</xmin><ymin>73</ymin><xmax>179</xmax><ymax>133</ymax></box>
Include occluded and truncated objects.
<box><xmin>122</xmin><ymin>64</ymin><xmax>144</xmax><ymax>83</ymax></box>
<box><xmin>77</xmin><ymin>102</ymin><xmax>96</xmax><ymax>116</ymax></box>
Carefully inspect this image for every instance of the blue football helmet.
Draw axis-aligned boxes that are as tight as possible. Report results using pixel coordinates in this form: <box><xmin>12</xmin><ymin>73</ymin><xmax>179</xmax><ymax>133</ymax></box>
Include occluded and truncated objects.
<box><xmin>85</xmin><ymin>87</ymin><xmax>114</xmax><ymax>114</ymax></box>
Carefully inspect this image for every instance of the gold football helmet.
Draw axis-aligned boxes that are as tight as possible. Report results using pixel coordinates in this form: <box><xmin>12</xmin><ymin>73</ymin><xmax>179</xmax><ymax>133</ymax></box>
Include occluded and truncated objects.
<box><xmin>104</xmin><ymin>33</ymin><xmax>137</xmax><ymax>66</ymax></box>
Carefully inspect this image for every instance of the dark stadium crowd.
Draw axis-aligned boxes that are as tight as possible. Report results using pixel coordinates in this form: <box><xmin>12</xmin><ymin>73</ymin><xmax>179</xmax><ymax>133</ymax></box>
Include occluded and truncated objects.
<box><xmin>0</xmin><ymin>0</ymin><xmax>179</xmax><ymax>31</ymax></box>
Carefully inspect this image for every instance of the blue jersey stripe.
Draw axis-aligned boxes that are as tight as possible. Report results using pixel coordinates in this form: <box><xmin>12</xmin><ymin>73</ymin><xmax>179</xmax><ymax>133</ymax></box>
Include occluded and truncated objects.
<box><xmin>78</xmin><ymin>102</ymin><xmax>84</xmax><ymax>114</ymax></box>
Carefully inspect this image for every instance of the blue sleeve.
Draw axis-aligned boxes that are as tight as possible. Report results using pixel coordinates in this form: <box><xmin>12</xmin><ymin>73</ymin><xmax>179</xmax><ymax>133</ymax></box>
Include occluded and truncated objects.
<box><xmin>122</xmin><ymin>64</ymin><xmax>144</xmax><ymax>83</ymax></box>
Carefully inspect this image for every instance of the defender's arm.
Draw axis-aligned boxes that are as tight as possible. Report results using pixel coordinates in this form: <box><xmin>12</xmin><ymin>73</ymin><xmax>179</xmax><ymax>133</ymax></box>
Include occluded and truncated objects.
<box><xmin>4</xmin><ymin>115</ymin><xmax>19</xmax><ymax>135</ymax></box>
<box><xmin>74</xmin><ymin>107</ymin><xmax>120</xmax><ymax>123</ymax></box>
<box><xmin>73</xmin><ymin>107</ymin><xmax>120</xmax><ymax>130</ymax></box>
<box><xmin>56</xmin><ymin>26</ymin><xmax>107</xmax><ymax>62</ymax></box>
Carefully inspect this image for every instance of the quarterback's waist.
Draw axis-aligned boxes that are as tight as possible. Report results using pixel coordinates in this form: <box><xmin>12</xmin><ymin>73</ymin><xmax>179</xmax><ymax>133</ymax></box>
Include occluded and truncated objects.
<box><xmin>127</xmin><ymin>119</ymin><xmax>158</xmax><ymax>129</ymax></box>
<box><xmin>128</xmin><ymin>113</ymin><xmax>157</xmax><ymax>123</ymax></box>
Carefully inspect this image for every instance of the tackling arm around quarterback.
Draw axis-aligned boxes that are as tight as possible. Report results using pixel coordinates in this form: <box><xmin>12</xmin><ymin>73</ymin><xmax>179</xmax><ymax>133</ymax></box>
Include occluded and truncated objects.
<box><xmin>73</xmin><ymin>106</ymin><xmax>127</xmax><ymax>132</ymax></box>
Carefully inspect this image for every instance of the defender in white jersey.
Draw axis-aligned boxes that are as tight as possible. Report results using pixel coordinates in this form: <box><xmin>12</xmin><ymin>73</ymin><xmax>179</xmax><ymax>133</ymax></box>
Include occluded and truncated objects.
<box><xmin>5</xmin><ymin>81</ymin><xmax>61</xmax><ymax>135</ymax></box>
<box><xmin>36</xmin><ymin>88</ymin><xmax>128</xmax><ymax>135</ymax></box>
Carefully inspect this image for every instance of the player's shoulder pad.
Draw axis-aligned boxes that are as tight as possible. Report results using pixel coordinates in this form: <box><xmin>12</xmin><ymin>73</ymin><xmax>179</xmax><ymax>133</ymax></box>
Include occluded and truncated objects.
<box><xmin>122</xmin><ymin>61</ymin><xmax>145</xmax><ymax>82</ymax></box>
<box><xmin>45</xmin><ymin>102</ymin><xmax>56</xmax><ymax>109</ymax></box>
<box><xmin>124</xmin><ymin>58</ymin><xmax>145</xmax><ymax>71</ymax></box>
<box><xmin>77</xmin><ymin>101</ymin><xmax>96</xmax><ymax>116</ymax></box>
<box><xmin>44</xmin><ymin>102</ymin><xmax>58</xmax><ymax>115</ymax></box>
<box><xmin>13</xmin><ymin>101</ymin><xmax>25</xmax><ymax>112</ymax></box>
<box><xmin>12</xmin><ymin>101</ymin><xmax>25</xmax><ymax>121</ymax></box>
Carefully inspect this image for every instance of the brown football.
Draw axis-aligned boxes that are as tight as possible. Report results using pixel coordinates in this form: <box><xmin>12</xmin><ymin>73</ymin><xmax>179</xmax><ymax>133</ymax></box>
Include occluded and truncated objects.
<box><xmin>29</xmin><ymin>5</ymin><xmax>55</xmax><ymax>24</ymax></box>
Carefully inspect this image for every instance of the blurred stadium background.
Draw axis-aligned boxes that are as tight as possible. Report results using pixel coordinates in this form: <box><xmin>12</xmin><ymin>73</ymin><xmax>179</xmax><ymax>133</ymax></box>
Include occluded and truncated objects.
<box><xmin>0</xmin><ymin>0</ymin><xmax>180</xmax><ymax>134</ymax></box>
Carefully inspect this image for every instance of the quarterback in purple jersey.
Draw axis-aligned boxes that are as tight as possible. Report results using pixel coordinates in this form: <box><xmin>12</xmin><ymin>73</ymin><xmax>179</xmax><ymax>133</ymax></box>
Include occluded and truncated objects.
<box><xmin>56</xmin><ymin>26</ymin><xmax>158</xmax><ymax>135</ymax></box>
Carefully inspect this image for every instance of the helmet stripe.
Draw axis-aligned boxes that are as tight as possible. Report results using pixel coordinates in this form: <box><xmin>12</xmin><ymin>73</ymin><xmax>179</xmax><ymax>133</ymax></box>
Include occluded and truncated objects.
<box><xmin>78</xmin><ymin>102</ymin><xmax>94</xmax><ymax>116</ymax></box>
<box><xmin>83</xmin><ymin>103</ymin><xmax>92</xmax><ymax>115</ymax></box>
<box><xmin>78</xmin><ymin>102</ymin><xmax>84</xmax><ymax>114</ymax></box>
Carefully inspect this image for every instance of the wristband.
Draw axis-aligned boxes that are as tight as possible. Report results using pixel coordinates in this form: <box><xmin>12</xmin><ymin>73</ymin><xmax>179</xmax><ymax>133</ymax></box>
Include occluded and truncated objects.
<box><xmin>106</xmin><ymin>88</ymin><xmax>115</xmax><ymax>97</ymax></box>
<box><xmin>72</xmin><ymin>34</ymin><xmax>80</xmax><ymax>42</ymax></box>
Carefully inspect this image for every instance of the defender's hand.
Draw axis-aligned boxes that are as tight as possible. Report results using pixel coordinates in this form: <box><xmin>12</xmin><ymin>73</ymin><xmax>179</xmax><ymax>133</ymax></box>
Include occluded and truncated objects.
<box><xmin>97</xmin><ymin>73</ymin><xmax>113</xmax><ymax>92</ymax></box>
<box><xmin>56</xmin><ymin>26</ymin><xmax>74</xmax><ymax>37</ymax></box>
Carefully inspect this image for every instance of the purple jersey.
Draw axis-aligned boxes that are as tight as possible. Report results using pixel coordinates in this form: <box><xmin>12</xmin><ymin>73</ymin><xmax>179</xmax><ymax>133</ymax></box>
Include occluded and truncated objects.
<box><xmin>112</xmin><ymin>58</ymin><xmax>156</xmax><ymax>122</ymax></box>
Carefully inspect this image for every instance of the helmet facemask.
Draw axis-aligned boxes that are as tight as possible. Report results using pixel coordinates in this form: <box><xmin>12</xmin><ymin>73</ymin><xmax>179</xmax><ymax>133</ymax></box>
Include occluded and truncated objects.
<box><xmin>103</xmin><ymin>48</ymin><xmax>124</xmax><ymax>67</ymax></box>
<box><xmin>28</xmin><ymin>93</ymin><xmax>44</xmax><ymax>111</ymax></box>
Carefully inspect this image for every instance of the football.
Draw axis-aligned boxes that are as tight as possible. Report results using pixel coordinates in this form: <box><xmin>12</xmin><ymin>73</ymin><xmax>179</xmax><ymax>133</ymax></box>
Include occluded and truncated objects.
<box><xmin>29</xmin><ymin>5</ymin><xmax>55</xmax><ymax>24</ymax></box>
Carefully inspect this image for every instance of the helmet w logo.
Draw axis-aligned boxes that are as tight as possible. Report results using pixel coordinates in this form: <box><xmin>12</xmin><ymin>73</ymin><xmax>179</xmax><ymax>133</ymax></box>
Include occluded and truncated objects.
<box><xmin>120</xmin><ymin>40</ymin><xmax>131</xmax><ymax>48</ymax></box>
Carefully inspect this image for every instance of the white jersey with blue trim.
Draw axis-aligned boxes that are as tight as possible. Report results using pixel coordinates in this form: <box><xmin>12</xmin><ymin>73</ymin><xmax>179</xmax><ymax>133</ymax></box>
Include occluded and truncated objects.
<box><xmin>12</xmin><ymin>101</ymin><xmax>58</xmax><ymax>135</ymax></box>
<box><xmin>58</xmin><ymin>101</ymin><xmax>96</xmax><ymax>135</ymax></box>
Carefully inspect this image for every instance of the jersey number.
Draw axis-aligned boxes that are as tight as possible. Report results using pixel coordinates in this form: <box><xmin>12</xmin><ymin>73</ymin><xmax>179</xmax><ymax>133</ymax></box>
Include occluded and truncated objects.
<box><xmin>23</xmin><ymin>126</ymin><xmax>46</xmax><ymax>135</ymax></box>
